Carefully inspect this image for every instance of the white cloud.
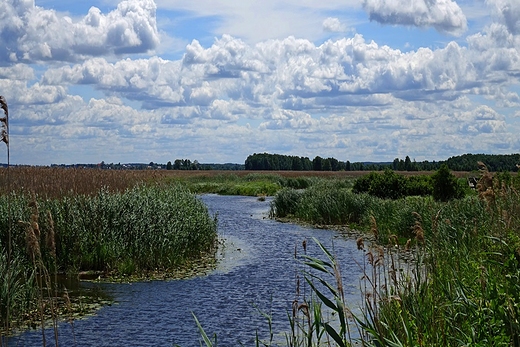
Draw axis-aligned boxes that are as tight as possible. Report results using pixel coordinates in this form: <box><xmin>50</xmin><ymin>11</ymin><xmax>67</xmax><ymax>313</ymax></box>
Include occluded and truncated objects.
<box><xmin>2</xmin><ymin>0</ymin><xmax>520</xmax><ymax>165</ymax></box>
<box><xmin>0</xmin><ymin>0</ymin><xmax>159</xmax><ymax>63</ymax></box>
<box><xmin>155</xmin><ymin>0</ymin><xmax>363</xmax><ymax>43</ymax></box>
<box><xmin>362</xmin><ymin>0</ymin><xmax>468</xmax><ymax>36</ymax></box>
<box><xmin>487</xmin><ymin>0</ymin><xmax>520</xmax><ymax>35</ymax></box>
<box><xmin>323</xmin><ymin>17</ymin><xmax>349</xmax><ymax>33</ymax></box>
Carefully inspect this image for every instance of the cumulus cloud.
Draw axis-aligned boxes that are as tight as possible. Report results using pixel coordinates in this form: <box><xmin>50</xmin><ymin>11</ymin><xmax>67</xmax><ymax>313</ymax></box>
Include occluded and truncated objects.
<box><xmin>4</xmin><ymin>0</ymin><xmax>520</xmax><ymax>164</ymax></box>
<box><xmin>362</xmin><ymin>0</ymin><xmax>467</xmax><ymax>35</ymax></box>
<box><xmin>323</xmin><ymin>17</ymin><xmax>349</xmax><ymax>33</ymax></box>
<box><xmin>0</xmin><ymin>0</ymin><xmax>159</xmax><ymax>63</ymax></box>
<box><xmin>487</xmin><ymin>0</ymin><xmax>520</xmax><ymax>35</ymax></box>
<box><xmin>40</xmin><ymin>32</ymin><xmax>510</xmax><ymax>115</ymax></box>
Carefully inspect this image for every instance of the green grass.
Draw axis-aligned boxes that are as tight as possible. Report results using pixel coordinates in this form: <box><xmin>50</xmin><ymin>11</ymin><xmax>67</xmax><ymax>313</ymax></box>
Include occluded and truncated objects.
<box><xmin>0</xmin><ymin>183</ymin><xmax>218</xmax><ymax>333</ymax></box>
<box><xmin>269</xmin><ymin>169</ymin><xmax>520</xmax><ymax>346</ymax></box>
<box><xmin>171</xmin><ymin>173</ymin><xmax>323</xmax><ymax>196</ymax></box>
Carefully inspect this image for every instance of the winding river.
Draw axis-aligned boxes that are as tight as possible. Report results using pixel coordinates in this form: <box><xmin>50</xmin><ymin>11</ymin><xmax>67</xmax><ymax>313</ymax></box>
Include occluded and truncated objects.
<box><xmin>9</xmin><ymin>194</ymin><xmax>366</xmax><ymax>347</ymax></box>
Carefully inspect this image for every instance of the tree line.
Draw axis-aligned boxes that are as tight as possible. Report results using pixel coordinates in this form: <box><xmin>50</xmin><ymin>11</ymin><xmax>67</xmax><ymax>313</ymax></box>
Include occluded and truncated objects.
<box><xmin>244</xmin><ymin>152</ymin><xmax>520</xmax><ymax>172</ymax></box>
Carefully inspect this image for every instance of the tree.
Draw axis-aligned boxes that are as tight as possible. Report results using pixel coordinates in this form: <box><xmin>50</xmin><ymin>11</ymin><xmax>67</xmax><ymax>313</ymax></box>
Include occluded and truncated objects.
<box><xmin>432</xmin><ymin>164</ymin><xmax>465</xmax><ymax>201</ymax></box>
<box><xmin>166</xmin><ymin>161</ymin><xmax>172</xmax><ymax>170</ymax></box>
<box><xmin>313</xmin><ymin>156</ymin><xmax>323</xmax><ymax>171</ymax></box>
<box><xmin>404</xmin><ymin>156</ymin><xmax>412</xmax><ymax>171</ymax></box>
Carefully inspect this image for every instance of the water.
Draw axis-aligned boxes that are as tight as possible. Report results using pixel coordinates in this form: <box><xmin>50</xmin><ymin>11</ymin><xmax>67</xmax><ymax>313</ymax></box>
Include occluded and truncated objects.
<box><xmin>7</xmin><ymin>195</ymin><xmax>366</xmax><ymax>347</ymax></box>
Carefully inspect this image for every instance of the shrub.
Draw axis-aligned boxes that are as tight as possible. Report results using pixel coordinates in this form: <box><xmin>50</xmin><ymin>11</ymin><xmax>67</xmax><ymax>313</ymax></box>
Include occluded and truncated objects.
<box><xmin>431</xmin><ymin>164</ymin><xmax>465</xmax><ymax>201</ymax></box>
<box><xmin>353</xmin><ymin>169</ymin><xmax>432</xmax><ymax>199</ymax></box>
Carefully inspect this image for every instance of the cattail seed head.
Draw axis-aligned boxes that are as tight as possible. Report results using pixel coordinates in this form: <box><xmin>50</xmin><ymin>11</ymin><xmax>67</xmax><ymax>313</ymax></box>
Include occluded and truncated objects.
<box><xmin>356</xmin><ymin>237</ymin><xmax>364</xmax><ymax>250</ymax></box>
<box><xmin>370</xmin><ymin>215</ymin><xmax>378</xmax><ymax>240</ymax></box>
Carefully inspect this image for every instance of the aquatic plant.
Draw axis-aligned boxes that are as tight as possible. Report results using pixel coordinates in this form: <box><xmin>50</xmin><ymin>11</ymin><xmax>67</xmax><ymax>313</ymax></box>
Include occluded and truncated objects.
<box><xmin>0</xmin><ymin>183</ymin><xmax>218</xmax><ymax>339</ymax></box>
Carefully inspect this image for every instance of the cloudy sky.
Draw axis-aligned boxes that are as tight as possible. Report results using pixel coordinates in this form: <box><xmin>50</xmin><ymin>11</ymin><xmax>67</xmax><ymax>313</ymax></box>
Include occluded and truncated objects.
<box><xmin>1</xmin><ymin>0</ymin><xmax>519</xmax><ymax>165</ymax></box>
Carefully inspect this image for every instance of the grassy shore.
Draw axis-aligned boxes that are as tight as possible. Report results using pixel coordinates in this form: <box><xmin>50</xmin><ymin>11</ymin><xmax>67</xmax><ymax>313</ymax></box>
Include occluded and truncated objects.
<box><xmin>268</xmin><ymin>167</ymin><xmax>520</xmax><ymax>346</ymax></box>
<box><xmin>0</xmin><ymin>167</ymin><xmax>221</xmax><ymax>337</ymax></box>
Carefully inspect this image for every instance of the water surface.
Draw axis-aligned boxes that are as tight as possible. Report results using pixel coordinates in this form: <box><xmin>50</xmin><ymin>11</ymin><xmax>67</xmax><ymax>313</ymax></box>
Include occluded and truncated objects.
<box><xmin>9</xmin><ymin>195</ymin><xmax>366</xmax><ymax>347</ymax></box>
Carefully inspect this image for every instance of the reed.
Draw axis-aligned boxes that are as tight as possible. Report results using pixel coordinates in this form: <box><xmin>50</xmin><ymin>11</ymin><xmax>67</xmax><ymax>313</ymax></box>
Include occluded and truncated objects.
<box><xmin>0</xmin><ymin>95</ymin><xmax>11</xmax><ymax>346</ymax></box>
<box><xmin>0</xmin><ymin>183</ymin><xmax>218</xmax><ymax>336</ymax></box>
<box><xmin>266</xmin><ymin>165</ymin><xmax>520</xmax><ymax>345</ymax></box>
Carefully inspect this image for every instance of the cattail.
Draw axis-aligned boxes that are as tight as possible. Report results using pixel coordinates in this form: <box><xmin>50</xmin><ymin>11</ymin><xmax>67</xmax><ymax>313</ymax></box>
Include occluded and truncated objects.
<box><xmin>356</xmin><ymin>237</ymin><xmax>364</xmax><ymax>250</ymax></box>
<box><xmin>369</xmin><ymin>215</ymin><xmax>378</xmax><ymax>240</ymax></box>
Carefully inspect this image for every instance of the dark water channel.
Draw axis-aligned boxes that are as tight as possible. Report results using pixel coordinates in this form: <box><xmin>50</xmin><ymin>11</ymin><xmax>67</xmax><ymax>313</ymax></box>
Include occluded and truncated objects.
<box><xmin>9</xmin><ymin>194</ymin><xmax>367</xmax><ymax>347</ymax></box>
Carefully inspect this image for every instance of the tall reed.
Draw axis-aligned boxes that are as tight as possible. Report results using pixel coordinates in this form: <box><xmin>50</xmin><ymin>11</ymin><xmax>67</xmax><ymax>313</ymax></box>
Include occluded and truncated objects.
<box><xmin>268</xmin><ymin>167</ymin><xmax>520</xmax><ymax>345</ymax></box>
<box><xmin>0</xmin><ymin>95</ymin><xmax>11</xmax><ymax>346</ymax></box>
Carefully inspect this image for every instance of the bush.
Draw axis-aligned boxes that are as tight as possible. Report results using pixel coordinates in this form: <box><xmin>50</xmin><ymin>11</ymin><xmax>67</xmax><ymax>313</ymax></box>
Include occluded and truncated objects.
<box><xmin>353</xmin><ymin>169</ymin><xmax>432</xmax><ymax>199</ymax></box>
<box><xmin>431</xmin><ymin>164</ymin><xmax>465</xmax><ymax>201</ymax></box>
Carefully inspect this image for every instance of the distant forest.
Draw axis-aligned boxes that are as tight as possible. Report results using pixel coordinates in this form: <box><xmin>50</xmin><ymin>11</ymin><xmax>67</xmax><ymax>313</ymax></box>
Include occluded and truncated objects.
<box><xmin>41</xmin><ymin>152</ymin><xmax>519</xmax><ymax>172</ymax></box>
<box><xmin>244</xmin><ymin>153</ymin><xmax>520</xmax><ymax>172</ymax></box>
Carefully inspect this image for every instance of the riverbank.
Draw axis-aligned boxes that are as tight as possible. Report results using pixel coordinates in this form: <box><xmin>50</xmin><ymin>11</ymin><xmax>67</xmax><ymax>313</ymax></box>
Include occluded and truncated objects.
<box><xmin>269</xmin><ymin>168</ymin><xmax>520</xmax><ymax>346</ymax></box>
<box><xmin>0</xmin><ymin>182</ymin><xmax>218</xmax><ymax>336</ymax></box>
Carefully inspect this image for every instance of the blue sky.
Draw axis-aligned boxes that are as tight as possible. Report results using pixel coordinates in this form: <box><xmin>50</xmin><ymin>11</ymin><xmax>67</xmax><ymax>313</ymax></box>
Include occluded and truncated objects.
<box><xmin>0</xmin><ymin>0</ymin><xmax>519</xmax><ymax>165</ymax></box>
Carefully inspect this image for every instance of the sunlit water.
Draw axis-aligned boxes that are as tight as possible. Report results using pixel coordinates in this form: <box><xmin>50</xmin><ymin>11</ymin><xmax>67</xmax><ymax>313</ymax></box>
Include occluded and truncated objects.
<box><xmin>8</xmin><ymin>195</ymin><xmax>366</xmax><ymax>347</ymax></box>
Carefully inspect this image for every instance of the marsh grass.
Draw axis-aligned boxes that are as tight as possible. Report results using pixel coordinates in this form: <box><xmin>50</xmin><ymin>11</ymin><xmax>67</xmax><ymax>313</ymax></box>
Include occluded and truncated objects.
<box><xmin>0</xmin><ymin>183</ymin><xmax>218</xmax><ymax>339</ymax></box>
<box><xmin>174</xmin><ymin>173</ymin><xmax>319</xmax><ymax>196</ymax></box>
<box><xmin>266</xmin><ymin>166</ymin><xmax>520</xmax><ymax>345</ymax></box>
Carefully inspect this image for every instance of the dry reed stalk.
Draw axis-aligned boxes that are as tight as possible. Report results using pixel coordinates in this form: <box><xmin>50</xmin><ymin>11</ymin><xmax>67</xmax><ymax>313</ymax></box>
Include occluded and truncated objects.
<box><xmin>412</xmin><ymin>212</ymin><xmax>425</xmax><ymax>244</ymax></box>
<box><xmin>370</xmin><ymin>215</ymin><xmax>378</xmax><ymax>241</ymax></box>
<box><xmin>477</xmin><ymin>161</ymin><xmax>495</xmax><ymax>206</ymax></box>
<box><xmin>0</xmin><ymin>96</ymin><xmax>8</xmax><ymax>146</ymax></box>
<box><xmin>0</xmin><ymin>95</ymin><xmax>9</xmax><ymax>344</ymax></box>
<box><xmin>389</xmin><ymin>234</ymin><xmax>398</xmax><ymax>247</ymax></box>
<box><xmin>404</xmin><ymin>239</ymin><xmax>411</xmax><ymax>251</ymax></box>
<box><xmin>357</xmin><ymin>236</ymin><xmax>365</xmax><ymax>250</ymax></box>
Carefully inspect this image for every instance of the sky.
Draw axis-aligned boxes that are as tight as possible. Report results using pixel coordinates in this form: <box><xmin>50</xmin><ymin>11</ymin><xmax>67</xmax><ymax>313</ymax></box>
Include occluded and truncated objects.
<box><xmin>1</xmin><ymin>0</ymin><xmax>520</xmax><ymax>165</ymax></box>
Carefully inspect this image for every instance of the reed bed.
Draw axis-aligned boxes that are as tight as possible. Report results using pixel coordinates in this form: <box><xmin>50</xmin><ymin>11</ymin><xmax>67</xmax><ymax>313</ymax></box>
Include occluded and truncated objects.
<box><xmin>0</xmin><ymin>183</ymin><xmax>218</xmax><ymax>336</ymax></box>
<box><xmin>0</xmin><ymin>184</ymin><xmax>218</xmax><ymax>274</ymax></box>
<box><xmin>0</xmin><ymin>167</ymin><xmax>160</xmax><ymax>199</ymax></box>
<box><xmin>266</xmin><ymin>166</ymin><xmax>520</xmax><ymax>346</ymax></box>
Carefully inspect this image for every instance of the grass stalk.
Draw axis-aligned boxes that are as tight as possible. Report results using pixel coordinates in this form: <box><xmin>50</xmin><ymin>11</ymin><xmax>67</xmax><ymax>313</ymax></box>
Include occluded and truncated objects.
<box><xmin>0</xmin><ymin>95</ymin><xmax>10</xmax><ymax>346</ymax></box>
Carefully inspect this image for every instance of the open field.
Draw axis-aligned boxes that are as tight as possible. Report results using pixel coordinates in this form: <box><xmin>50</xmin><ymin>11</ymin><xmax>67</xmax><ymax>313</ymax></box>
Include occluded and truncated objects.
<box><xmin>0</xmin><ymin>166</ymin><xmax>473</xmax><ymax>199</ymax></box>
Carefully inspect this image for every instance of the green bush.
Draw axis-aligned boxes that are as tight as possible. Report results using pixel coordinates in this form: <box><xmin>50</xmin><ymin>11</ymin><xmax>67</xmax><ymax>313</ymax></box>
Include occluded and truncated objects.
<box><xmin>353</xmin><ymin>169</ymin><xmax>432</xmax><ymax>199</ymax></box>
<box><xmin>431</xmin><ymin>164</ymin><xmax>465</xmax><ymax>201</ymax></box>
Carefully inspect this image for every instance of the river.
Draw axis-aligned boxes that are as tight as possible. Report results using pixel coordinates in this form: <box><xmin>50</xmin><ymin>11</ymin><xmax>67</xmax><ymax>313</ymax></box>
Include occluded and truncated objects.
<box><xmin>8</xmin><ymin>194</ymin><xmax>367</xmax><ymax>347</ymax></box>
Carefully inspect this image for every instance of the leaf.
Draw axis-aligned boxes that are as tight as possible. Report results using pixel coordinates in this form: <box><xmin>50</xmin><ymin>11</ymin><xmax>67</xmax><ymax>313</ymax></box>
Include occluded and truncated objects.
<box><xmin>192</xmin><ymin>312</ymin><xmax>214</xmax><ymax>347</ymax></box>
<box><xmin>323</xmin><ymin>322</ymin><xmax>347</xmax><ymax>347</ymax></box>
<box><xmin>305</xmin><ymin>277</ymin><xmax>338</xmax><ymax>312</ymax></box>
